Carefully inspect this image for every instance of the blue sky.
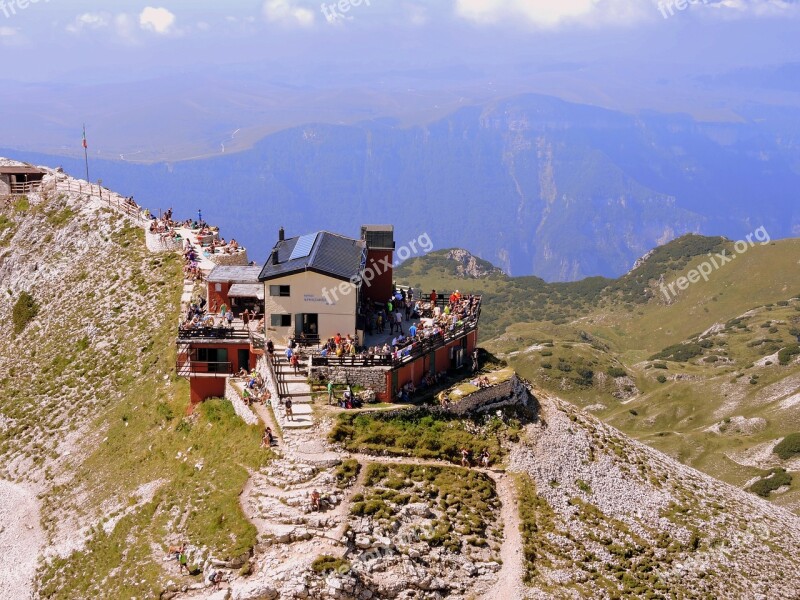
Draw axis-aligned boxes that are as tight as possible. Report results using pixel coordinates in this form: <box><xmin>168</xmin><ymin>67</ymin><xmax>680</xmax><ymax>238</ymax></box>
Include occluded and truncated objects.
<box><xmin>1</xmin><ymin>0</ymin><xmax>799</xmax><ymax>160</ymax></box>
<box><xmin>1</xmin><ymin>0</ymin><xmax>799</xmax><ymax>82</ymax></box>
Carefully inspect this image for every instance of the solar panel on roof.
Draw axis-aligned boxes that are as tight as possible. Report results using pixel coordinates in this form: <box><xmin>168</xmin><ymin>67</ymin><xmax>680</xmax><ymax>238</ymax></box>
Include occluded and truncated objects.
<box><xmin>289</xmin><ymin>233</ymin><xmax>318</xmax><ymax>261</ymax></box>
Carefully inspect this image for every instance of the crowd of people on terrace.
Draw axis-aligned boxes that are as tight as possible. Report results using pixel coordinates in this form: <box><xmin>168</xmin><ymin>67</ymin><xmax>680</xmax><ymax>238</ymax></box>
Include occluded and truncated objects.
<box><xmin>148</xmin><ymin>208</ymin><xmax>246</xmax><ymax>276</ymax></box>
<box><xmin>315</xmin><ymin>288</ymin><xmax>481</xmax><ymax>364</ymax></box>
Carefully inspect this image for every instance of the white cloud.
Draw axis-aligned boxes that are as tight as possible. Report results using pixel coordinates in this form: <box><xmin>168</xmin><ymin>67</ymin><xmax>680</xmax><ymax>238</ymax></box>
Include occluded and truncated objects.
<box><xmin>139</xmin><ymin>6</ymin><xmax>177</xmax><ymax>34</ymax></box>
<box><xmin>455</xmin><ymin>0</ymin><xmax>800</xmax><ymax>27</ymax></box>
<box><xmin>456</xmin><ymin>0</ymin><xmax>604</xmax><ymax>27</ymax></box>
<box><xmin>709</xmin><ymin>0</ymin><xmax>800</xmax><ymax>17</ymax></box>
<box><xmin>66</xmin><ymin>12</ymin><xmax>111</xmax><ymax>34</ymax></box>
<box><xmin>0</xmin><ymin>26</ymin><xmax>17</xmax><ymax>37</ymax></box>
<box><xmin>263</xmin><ymin>0</ymin><xmax>315</xmax><ymax>27</ymax></box>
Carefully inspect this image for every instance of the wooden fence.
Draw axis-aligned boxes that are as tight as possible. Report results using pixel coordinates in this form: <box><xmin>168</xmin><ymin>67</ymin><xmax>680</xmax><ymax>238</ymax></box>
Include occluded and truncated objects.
<box><xmin>48</xmin><ymin>177</ymin><xmax>146</xmax><ymax>223</ymax></box>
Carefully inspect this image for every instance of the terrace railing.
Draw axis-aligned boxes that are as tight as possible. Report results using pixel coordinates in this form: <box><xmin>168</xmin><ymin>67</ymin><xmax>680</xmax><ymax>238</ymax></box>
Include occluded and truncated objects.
<box><xmin>177</xmin><ymin>361</ymin><xmax>233</xmax><ymax>376</ymax></box>
<box><xmin>310</xmin><ymin>316</ymin><xmax>479</xmax><ymax>370</ymax></box>
<box><xmin>10</xmin><ymin>181</ymin><xmax>43</xmax><ymax>194</ymax></box>
<box><xmin>177</xmin><ymin>324</ymin><xmax>251</xmax><ymax>340</ymax></box>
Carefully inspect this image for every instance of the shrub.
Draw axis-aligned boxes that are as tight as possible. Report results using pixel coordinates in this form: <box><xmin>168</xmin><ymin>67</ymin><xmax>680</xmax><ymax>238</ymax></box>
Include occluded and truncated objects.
<box><xmin>541</xmin><ymin>362</ymin><xmax>552</xmax><ymax>369</ymax></box>
<box><xmin>12</xmin><ymin>291</ymin><xmax>39</xmax><ymax>334</ymax></box>
<box><xmin>311</xmin><ymin>555</ymin><xmax>350</xmax><ymax>574</ymax></box>
<box><xmin>334</xmin><ymin>459</ymin><xmax>360</xmax><ymax>488</ymax></box>
<box><xmin>703</xmin><ymin>356</ymin><xmax>719</xmax><ymax>363</ymax></box>
<box><xmin>607</xmin><ymin>366</ymin><xmax>627</xmax><ymax>378</ymax></box>
<box><xmin>650</xmin><ymin>343</ymin><xmax>704</xmax><ymax>362</ymax></box>
<box><xmin>749</xmin><ymin>468</ymin><xmax>792</xmax><ymax>497</ymax></box>
<box><xmin>778</xmin><ymin>344</ymin><xmax>800</xmax><ymax>365</ymax></box>
<box><xmin>774</xmin><ymin>433</ymin><xmax>800</xmax><ymax>460</ymax></box>
<box><xmin>13</xmin><ymin>195</ymin><xmax>30</xmax><ymax>212</ymax></box>
<box><xmin>656</xmin><ymin>375</ymin><xmax>667</xmax><ymax>384</ymax></box>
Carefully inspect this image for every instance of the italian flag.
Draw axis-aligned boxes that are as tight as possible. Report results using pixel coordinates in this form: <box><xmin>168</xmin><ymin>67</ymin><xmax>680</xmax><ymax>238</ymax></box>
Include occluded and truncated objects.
<box><xmin>82</xmin><ymin>126</ymin><xmax>88</xmax><ymax>149</ymax></box>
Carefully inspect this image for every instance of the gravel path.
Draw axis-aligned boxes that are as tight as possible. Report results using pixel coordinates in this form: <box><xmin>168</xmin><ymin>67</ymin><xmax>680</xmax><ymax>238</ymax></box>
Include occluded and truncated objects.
<box><xmin>481</xmin><ymin>473</ymin><xmax>526</xmax><ymax>600</ymax></box>
<box><xmin>0</xmin><ymin>480</ymin><xmax>44</xmax><ymax>600</ymax></box>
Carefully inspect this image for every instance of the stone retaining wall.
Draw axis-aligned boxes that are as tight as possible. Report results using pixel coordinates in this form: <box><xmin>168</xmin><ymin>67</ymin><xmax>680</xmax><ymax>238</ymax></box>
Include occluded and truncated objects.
<box><xmin>446</xmin><ymin>374</ymin><xmax>531</xmax><ymax>416</ymax></box>
<box><xmin>224</xmin><ymin>378</ymin><xmax>259</xmax><ymax>426</ymax></box>
<box><xmin>208</xmin><ymin>250</ymin><xmax>249</xmax><ymax>267</ymax></box>
<box><xmin>309</xmin><ymin>365</ymin><xmax>390</xmax><ymax>395</ymax></box>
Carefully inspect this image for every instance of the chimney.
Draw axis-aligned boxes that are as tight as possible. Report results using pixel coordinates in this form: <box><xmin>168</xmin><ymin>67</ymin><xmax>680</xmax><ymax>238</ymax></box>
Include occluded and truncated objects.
<box><xmin>278</xmin><ymin>227</ymin><xmax>285</xmax><ymax>242</ymax></box>
<box><xmin>272</xmin><ymin>249</ymin><xmax>279</xmax><ymax>265</ymax></box>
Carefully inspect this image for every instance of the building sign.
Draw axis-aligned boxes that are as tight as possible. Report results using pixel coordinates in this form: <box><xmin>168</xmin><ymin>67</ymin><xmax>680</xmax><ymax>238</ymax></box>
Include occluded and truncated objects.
<box><xmin>304</xmin><ymin>294</ymin><xmax>334</xmax><ymax>305</ymax></box>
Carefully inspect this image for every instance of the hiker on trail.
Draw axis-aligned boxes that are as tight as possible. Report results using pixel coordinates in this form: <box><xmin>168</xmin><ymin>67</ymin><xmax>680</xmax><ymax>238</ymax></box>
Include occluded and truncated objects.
<box><xmin>220</xmin><ymin>303</ymin><xmax>228</xmax><ymax>317</ymax></box>
<box><xmin>327</xmin><ymin>380</ymin><xmax>334</xmax><ymax>405</ymax></box>
<box><xmin>285</xmin><ymin>346</ymin><xmax>293</xmax><ymax>362</ymax></box>
<box><xmin>226</xmin><ymin>310</ymin><xmax>234</xmax><ymax>326</ymax></box>
<box><xmin>480</xmin><ymin>450</ymin><xmax>490</xmax><ymax>468</ymax></box>
<box><xmin>168</xmin><ymin>542</ymin><xmax>185</xmax><ymax>562</ymax></box>
<box><xmin>285</xmin><ymin>398</ymin><xmax>293</xmax><ymax>421</ymax></box>
<box><xmin>206</xmin><ymin>568</ymin><xmax>223</xmax><ymax>590</ymax></box>
<box><xmin>262</xmin><ymin>427</ymin><xmax>273</xmax><ymax>447</ymax></box>
<box><xmin>311</xmin><ymin>489</ymin><xmax>321</xmax><ymax>512</ymax></box>
<box><xmin>290</xmin><ymin>352</ymin><xmax>300</xmax><ymax>374</ymax></box>
<box><xmin>178</xmin><ymin>550</ymin><xmax>189</xmax><ymax>574</ymax></box>
<box><xmin>461</xmin><ymin>447</ymin><xmax>471</xmax><ymax>468</ymax></box>
<box><xmin>267</xmin><ymin>339</ymin><xmax>274</xmax><ymax>356</ymax></box>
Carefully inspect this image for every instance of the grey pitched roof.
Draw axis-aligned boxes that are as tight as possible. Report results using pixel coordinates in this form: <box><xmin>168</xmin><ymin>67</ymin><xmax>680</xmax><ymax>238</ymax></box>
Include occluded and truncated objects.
<box><xmin>228</xmin><ymin>283</ymin><xmax>264</xmax><ymax>300</ymax></box>
<box><xmin>207</xmin><ymin>265</ymin><xmax>262</xmax><ymax>284</ymax></box>
<box><xmin>258</xmin><ymin>231</ymin><xmax>366</xmax><ymax>282</ymax></box>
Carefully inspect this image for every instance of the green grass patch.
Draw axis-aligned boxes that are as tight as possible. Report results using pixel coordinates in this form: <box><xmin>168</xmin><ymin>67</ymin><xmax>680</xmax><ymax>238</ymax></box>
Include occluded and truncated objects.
<box><xmin>749</xmin><ymin>468</ymin><xmax>792</xmax><ymax>497</ymax></box>
<box><xmin>12</xmin><ymin>290</ymin><xmax>39</xmax><ymax>335</ymax></box>
<box><xmin>311</xmin><ymin>555</ymin><xmax>350</xmax><ymax>574</ymax></box>
<box><xmin>334</xmin><ymin>459</ymin><xmax>361</xmax><ymax>489</ymax></box>
<box><xmin>329</xmin><ymin>406</ymin><xmax>525</xmax><ymax>463</ymax></box>
<box><xmin>774</xmin><ymin>434</ymin><xmax>800</xmax><ymax>460</ymax></box>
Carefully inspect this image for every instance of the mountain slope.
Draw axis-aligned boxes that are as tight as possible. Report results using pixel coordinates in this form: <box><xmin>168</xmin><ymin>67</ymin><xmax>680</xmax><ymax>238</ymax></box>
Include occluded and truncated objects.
<box><xmin>511</xmin><ymin>393</ymin><xmax>800</xmax><ymax>598</ymax></box>
<box><xmin>0</xmin><ymin>162</ymin><xmax>268</xmax><ymax>599</ymax></box>
<box><xmin>397</xmin><ymin>237</ymin><xmax>800</xmax><ymax>515</ymax></box>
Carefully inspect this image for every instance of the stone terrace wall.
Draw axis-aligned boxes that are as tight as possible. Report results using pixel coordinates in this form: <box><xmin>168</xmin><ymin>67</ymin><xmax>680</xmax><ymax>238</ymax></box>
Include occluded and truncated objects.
<box><xmin>225</xmin><ymin>378</ymin><xmax>259</xmax><ymax>426</ymax></box>
<box><xmin>309</xmin><ymin>365</ymin><xmax>390</xmax><ymax>395</ymax></box>
<box><xmin>209</xmin><ymin>250</ymin><xmax>249</xmax><ymax>267</ymax></box>
<box><xmin>447</xmin><ymin>374</ymin><xmax>532</xmax><ymax>416</ymax></box>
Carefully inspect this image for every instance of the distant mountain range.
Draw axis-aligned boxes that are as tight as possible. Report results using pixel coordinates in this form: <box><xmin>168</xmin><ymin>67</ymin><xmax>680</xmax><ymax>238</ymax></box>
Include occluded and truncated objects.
<box><xmin>5</xmin><ymin>93</ymin><xmax>800</xmax><ymax>280</ymax></box>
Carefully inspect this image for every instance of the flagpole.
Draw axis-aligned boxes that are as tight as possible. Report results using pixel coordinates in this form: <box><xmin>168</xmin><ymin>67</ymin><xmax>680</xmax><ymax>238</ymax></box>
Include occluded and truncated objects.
<box><xmin>82</xmin><ymin>124</ymin><xmax>89</xmax><ymax>182</ymax></box>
